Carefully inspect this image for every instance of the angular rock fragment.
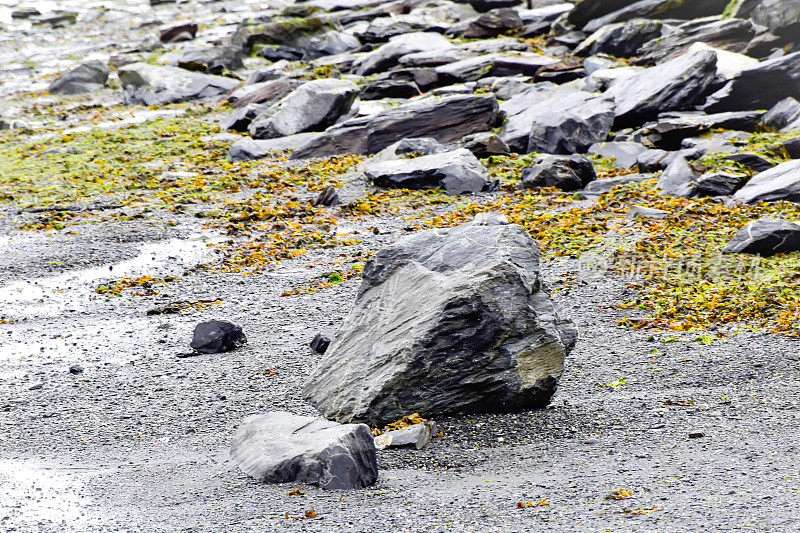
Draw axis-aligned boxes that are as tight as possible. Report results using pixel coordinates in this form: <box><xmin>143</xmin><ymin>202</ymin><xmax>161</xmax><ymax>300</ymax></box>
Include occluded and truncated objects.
<box><xmin>574</xmin><ymin>19</ymin><xmax>663</xmax><ymax>58</ymax></box>
<box><xmin>48</xmin><ymin>61</ymin><xmax>110</xmax><ymax>95</ymax></box>
<box><xmin>521</xmin><ymin>155</ymin><xmax>596</xmax><ymax>191</ymax></box>
<box><xmin>606</xmin><ymin>49</ymin><xmax>718</xmax><ymax>128</ymax></box>
<box><xmin>312</xmin><ymin>186</ymin><xmax>339</xmax><ymax>207</ymax></box>
<box><xmin>118</xmin><ymin>63</ymin><xmax>240</xmax><ymax>105</ymax></box>
<box><xmin>248</xmin><ymin>78</ymin><xmax>358</xmax><ymax>139</ymax></box>
<box><xmin>732</xmin><ymin>159</ymin><xmax>800</xmax><ymax>203</ymax></box>
<box><xmin>459</xmin><ymin>132</ymin><xmax>509</xmax><ymax>158</ymax></box>
<box><xmin>363</xmin><ymin>149</ymin><xmax>488</xmax><ymax>195</ymax></box>
<box><xmin>722</xmin><ymin>218</ymin><xmax>800</xmax><ymax>256</ymax></box>
<box><xmin>634</xmin><ymin>18</ymin><xmax>754</xmax><ymax>65</ymax></box>
<box><xmin>310</xmin><ymin>333</ymin><xmax>332</xmax><ymax>354</ymax></box>
<box><xmin>703</xmin><ymin>52</ymin><xmax>800</xmax><ymax>114</ymax></box>
<box><xmin>625</xmin><ymin>205</ymin><xmax>669</xmax><ymax>220</ymax></box>
<box><xmin>352</xmin><ymin>32</ymin><xmax>453</xmax><ymax>75</ymax></box>
<box><xmin>371</xmin><ymin>138</ymin><xmax>447</xmax><ymax>162</ymax></box>
<box><xmin>374</xmin><ymin>421</ymin><xmax>437</xmax><ymax>450</ymax></box>
<box><xmin>763</xmin><ymin>97</ymin><xmax>800</xmax><ymax>132</ymax></box>
<box><xmin>230</xmin><ymin>412</ymin><xmax>378</xmax><ymax>489</ymax></box>
<box><xmin>190</xmin><ymin>320</ymin><xmax>246</xmax><ymax>354</ymax></box>
<box><xmin>159</xmin><ymin>23</ymin><xmax>197</xmax><ymax>43</ymax></box>
<box><xmin>228</xmin><ymin>133</ymin><xmax>321</xmax><ymax>161</ymax></box>
<box><xmin>303</xmin><ymin>223</ymin><xmax>576</xmax><ymax>424</ymax></box>
<box><xmin>434</xmin><ymin>53</ymin><xmax>560</xmax><ymax>84</ymax></box>
<box><xmin>459</xmin><ymin>8</ymin><xmax>523</xmax><ymax>38</ymax></box>
<box><xmin>177</xmin><ymin>46</ymin><xmax>244</xmax><ymax>75</ymax></box>
<box><xmin>360</xmin><ymin>79</ymin><xmax>420</xmax><ymax>100</ymax></box>
<box><xmin>583</xmin><ymin>174</ymin><xmax>651</xmax><ymax>195</ymax></box>
<box><xmin>693</xmin><ymin>171</ymin><xmax>747</xmax><ymax>197</ymax></box>
<box><xmin>527</xmin><ymin>92</ymin><xmax>615</xmax><ymax>155</ymax></box>
<box><xmin>657</xmin><ymin>155</ymin><xmax>697</xmax><ymax>198</ymax></box>
<box><xmin>578</xmin><ymin>0</ymin><xmax>731</xmax><ymax>33</ymax></box>
<box><xmin>291</xmin><ymin>94</ymin><xmax>498</xmax><ymax>158</ymax></box>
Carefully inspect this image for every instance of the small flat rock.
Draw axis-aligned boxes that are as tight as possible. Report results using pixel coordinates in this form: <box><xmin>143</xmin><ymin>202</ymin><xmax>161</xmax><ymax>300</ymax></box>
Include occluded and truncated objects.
<box><xmin>374</xmin><ymin>422</ymin><xmax>437</xmax><ymax>450</ymax></box>
<box><xmin>228</xmin><ymin>133</ymin><xmax>321</xmax><ymax>161</ymax></box>
<box><xmin>310</xmin><ymin>333</ymin><xmax>332</xmax><ymax>354</ymax></box>
<box><xmin>189</xmin><ymin>320</ymin><xmax>246</xmax><ymax>354</ymax></box>
<box><xmin>693</xmin><ymin>171</ymin><xmax>746</xmax><ymax>197</ymax></box>
<box><xmin>732</xmin><ymin>159</ymin><xmax>800</xmax><ymax>204</ymax></box>
<box><xmin>230</xmin><ymin>411</ymin><xmax>378</xmax><ymax>489</ymax></box>
<box><xmin>363</xmin><ymin>148</ymin><xmax>487</xmax><ymax>195</ymax></box>
<box><xmin>459</xmin><ymin>132</ymin><xmax>509</xmax><ymax>158</ymax></box>
<box><xmin>521</xmin><ymin>155</ymin><xmax>596</xmax><ymax>191</ymax></box>
<box><xmin>583</xmin><ymin>174</ymin><xmax>651</xmax><ymax>195</ymax></box>
<box><xmin>722</xmin><ymin>217</ymin><xmax>800</xmax><ymax>256</ymax></box>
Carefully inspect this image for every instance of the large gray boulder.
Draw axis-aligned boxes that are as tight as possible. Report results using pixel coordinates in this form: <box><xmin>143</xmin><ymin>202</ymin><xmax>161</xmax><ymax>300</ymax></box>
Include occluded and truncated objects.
<box><xmin>607</xmin><ymin>49</ymin><xmax>718</xmax><ymax>128</ymax></box>
<box><xmin>118</xmin><ymin>63</ymin><xmax>240</xmax><ymax>105</ymax></box>
<box><xmin>291</xmin><ymin>94</ymin><xmax>498</xmax><ymax>158</ymax></box>
<box><xmin>527</xmin><ymin>92</ymin><xmax>615</xmax><ymax>155</ymax></box>
<box><xmin>302</xmin><ymin>221</ymin><xmax>577</xmax><ymax>425</ymax></box>
<box><xmin>498</xmin><ymin>83</ymin><xmax>560</xmax><ymax>152</ymax></box>
<box><xmin>703</xmin><ymin>52</ymin><xmax>800</xmax><ymax>114</ymax></box>
<box><xmin>230</xmin><ymin>412</ymin><xmax>378</xmax><ymax>490</ymax></box>
<box><xmin>732</xmin><ymin>159</ymin><xmax>800</xmax><ymax>203</ymax></box>
<box><xmin>248</xmin><ymin>78</ymin><xmax>358</xmax><ymax>139</ymax></box>
<box><xmin>363</xmin><ymin>148</ymin><xmax>488</xmax><ymax>195</ymax></box>
<box><xmin>48</xmin><ymin>60</ymin><xmax>110</xmax><ymax>95</ymax></box>
<box><xmin>722</xmin><ymin>217</ymin><xmax>800</xmax><ymax>256</ymax></box>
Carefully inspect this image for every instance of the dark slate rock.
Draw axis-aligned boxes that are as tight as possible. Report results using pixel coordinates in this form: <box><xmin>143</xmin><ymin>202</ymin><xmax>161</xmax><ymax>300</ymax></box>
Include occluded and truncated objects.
<box><xmin>606</xmin><ymin>49</ymin><xmax>718</xmax><ymax>129</ymax></box>
<box><xmin>733</xmin><ymin>159</ymin><xmax>800</xmax><ymax>203</ymax></box>
<box><xmin>372</xmin><ymin>138</ymin><xmax>448</xmax><ymax>160</ymax></box>
<box><xmin>230</xmin><ymin>412</ymin><xmax>378</xmax><ymax>489</ymax></box>
<box><xmin>693</xmin><ymin>171</ymin><xmax>747</xmax><ymax>197</ymax></box>
<box><xmin>310</xmin><ymin>333</ymin><xmax>332</xmax><ymax>353</ymax></box>
<box><xmin>584</xmin><ymin>66</ymin><xmax>644</xmax><ymax>92</ymax></box>
<box><xmin>159</xmin><ymin>23</ymin><xmax>197</xmax><ymax>43</ymax></box>
<box><xmin>634</xmin><ymin>110</ymin><xmax>765</xmax><ymax>150</ymax></box>
<box><xmin>221</xmin><ymin>103</ymin><xmax>265</xmax><ymax>133</ymax></box>
<box><xmin>302</xmin><ymin>222</ymin><xmax>576</xmax><ymax>424</ymax></box>
<box><xmin>722</xmin><ymin>217</ymin><xmax>800</xmax><ymax>256</ymax></box>
<box><xmin>781</xmin><ymin>137</ymin><xmax>800</xmax><ymax>158</ymax></box>
<box><xmin>118</xmin><ymin>63</ymin><xmax>240</xmax><ymax>105</ymax></box>
<box><xmin>634</xmin><ymin>18</ymin><xmax>755</xmax><ymax>65</ymax></box>
<box><xmin>228</xmin><ymin>133</ymin><xmax>321</xmax><ymax>161</ymax></box>
<box><xmin>574</xmin><ymin>19</ymin><xmax>663</xmax><ymax>58</ymax></box>
<box><xmin>248</xmin><ymin>79</ymin><xmax>358</xmax><ymax>139</ymax></box>
<box><xmin>637</xmin><ymin>148</ymin><xmax>676</xmax><ymax>172</ymax></box>
<box><xmin>361</xmin><ymin>79</ymin><xmax>420</xmax><ymax>100</ymax></box>
<box><xmin>657</xmin><ymin>155</ymin><xmax>698</xmax><ymax>198</ymax></box>
<box><xmin>731</xmin><ymin>0</ymin><xmax>800</xmax><ymax>50</ymax></box>
<box><xmin>290</xmin><ymin>30</ymin><xmax>361</xmax><ymax>59</ymax></box>
<box><xmin>312</xmin><ymin>186</ymin><xmax>340</xmax><ymax>208</ymax></box>
<box><xmin>384</xmin><ymin>68</ymin><xmax>439</xmax><ymax>92</ymax></box>
<box><xmin>434</xmin><ymin>53</ymin><xmax>560</xmax><ymax>85</ymax></box>
<box><xmin>459</xmin><ymin>132</ymin><xmax>509</xmax><ymax>158</ymax></box>
<box><xmin>498</xmin><ymin>83</ymin><xmax>561</xmax><ymax>152</ymax></box>
<box><xmin>583</xmin><ymin>173</ymin><xmax>652</xmax><ymax>195</ymax></box>
<box><xmin>190</xmin><ymin>320</ymin><xmax>246</xmax><ymax>354</ymax></box>
<box><xmin>291</xmin><ymin>94</ymin><xmax>498</xmax><ymax>158</ymax></box>
<box><xmin>729</xmin><ymin>153</ymin><xmax>777</xmax><ymax>173</ymax></box>
<box><xmin>703</xmin><ymin>52</ymin><xmax>800</xmax><ymax>114</ymax></box>
<box><xmin>68</xmin><ymin>364</ymin><xmax>84</xmax><ymax>375</ymax></box>
<box><xmin>257</xmin><ymin>44</ymin><xmax>305</xmax><ymax>61</ymax></box>
<box><xmin>48</xmin><ymin>61</ymin><xmax>110</xmax><ymax>95</ymax></box>
<box><xmin>177</xmin><ymin>46</ymin><xmax>244</xmax><ymax>75</ymax></box>
<box><xmin>763</xmin><ymin>97</ymin><xmax>800</xmax><ymax>131</ymax></box>
<box><xmin>355</xmin><ymin>19</ymin><xmax>444</xmax><ymax>44</ymax></box>
<box><xmin>363</xmin><ymin>149</ymin><xmax>488</xmax><ymax>195</ymax></box>
<box><xmin>588</xmin><ymin>141</ymin><xmax>648</xmax><ymax>169</ymax></box>
<box><xmin>352</xmin><ymin>32</ymin><xmax>453</xmax><ymax>75</ymax></box>
<box><xmin>527</xmin><ymin>92</ymin><xmax>615</xmax><ymax>155</ymax></box>
<box><xmin>581</xmin><ymin>0</ymin><xmax>731</xmax><ymax>33</ymax></box>
<box><xmin>459</xmin><ymin>8</ymin><xmax>523</xmax><ymax>39</ymax></box>
<box><xmin>521</xmin><ymin>155</ymin><xmax>596</xmax><ymax>191</ymax></box>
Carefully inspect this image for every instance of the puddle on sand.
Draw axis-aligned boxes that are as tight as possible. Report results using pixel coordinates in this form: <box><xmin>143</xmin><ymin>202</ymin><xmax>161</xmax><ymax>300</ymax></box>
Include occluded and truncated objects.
<box><xmin>0</xmin><ymin>459</ymin><xmax>101</xmax><ymax>530</ymax></box>
<box><xmin>0</xmin><ymin>234</ymin><xmax>219</xmax><ymax>319</ymax></box>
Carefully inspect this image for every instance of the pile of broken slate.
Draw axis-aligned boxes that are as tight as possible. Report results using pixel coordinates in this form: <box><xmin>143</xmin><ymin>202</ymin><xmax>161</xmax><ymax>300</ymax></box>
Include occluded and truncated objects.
<box><xmin>45</xmin><ymin>0</ymin><xmax>800</xmax><ymax>489</ymax></box>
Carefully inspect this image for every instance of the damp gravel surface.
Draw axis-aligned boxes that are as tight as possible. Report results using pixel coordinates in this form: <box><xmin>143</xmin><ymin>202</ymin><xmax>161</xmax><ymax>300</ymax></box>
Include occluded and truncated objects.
<box><xmin>2</xmin><ymin>203</ymin><xmax>799</xmax><ymax>532</ymax></box>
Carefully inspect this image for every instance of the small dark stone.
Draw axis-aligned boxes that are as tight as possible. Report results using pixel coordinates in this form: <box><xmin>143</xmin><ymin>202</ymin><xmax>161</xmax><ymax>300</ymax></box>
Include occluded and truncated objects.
<box><xmin>728</xmin><ymin>153</ymin><xmax>777</xmax><ymax>173</ymax></box>
<box><xmin>722</xmin><ymin>217</ymin><xmax>800</xmax><ymax>257</ymax></box>
<box><xmin>361</xmin><ymin>79</ymin><xmax>420</xmax><ymax>100</ymax></box>
<box><xmin>159</xmin><ymin>23</ymin><xmax>198</xmax><ymax>43</ymax></box>
<box><xmin>257</xmin><ymin>45</ymin><xmax>305</xmax><ymax>62</ymax></box>
<box><xmin>189</xmin><ymin>320</ymin><xmax>246</xmax><ymax>354</ymax></box>
<box><xmin>688</xmin><ymin>431</ymin><xmax>705</xmax><ymax>439</ymax></box>
<box><xmin>68</xmin><ymin>364</ymin><xmax>84</xmax><ymax>375</ymax></box>
<box><xmin>521</xmin><ymin>155</ymin><xmax>596</xmax><ymax>191</ymax></box>
<box><xmin>781</xmin><ymin>137</ymin><xmax>800</xmax><ymax>159</ymax></box>
<box><xmin>693</xmin><ymin>172</ymin><xmax>747</xmax><ymax>197</ymax></box>
<box><xmin>459</xmin><ymin>132</ymin><xmax>509</xmax><ymax>158</ymax></box>
<box><xmin>310</xmin><ymin>333</ymin><xmax>331</xmax><ymax>354</ymax></box>
<box><xmin>312</xmin><ymin>187</ymin><xmax>339</xmax><ymax>208</ymax></box>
